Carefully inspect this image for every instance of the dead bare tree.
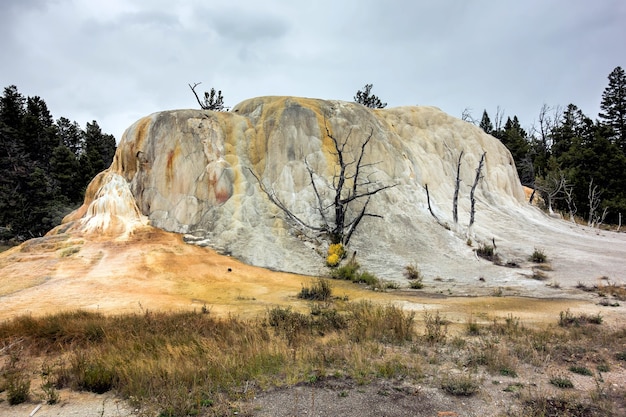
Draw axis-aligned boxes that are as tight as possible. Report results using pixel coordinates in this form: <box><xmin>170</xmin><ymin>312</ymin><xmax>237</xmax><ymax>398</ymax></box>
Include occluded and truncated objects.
<box><xmin>468</xmin><ymin>152</ymin><xmax>486</xmax><ymax>230</ymax></box>
<box><xmin>250</xmin><ymin>122</ymin><xmax>394</xmax><ymax>246</ymax></box>
<box><xmin>452</xmin><ymin>151</ymin><xmax>464</xmax><ymax>224</ymax></box>
<box><xmin>563</xmin><ymin>183</ymin><xmax>577</xmax><ymax>223</ymax></box>
<box><xmin>424</xmin><ymin>184</ymin><xmax>449</xmax><ymax>229</ymax></box>
<box><xmin>587</xmin><ymin>178</ymin><xmax>603</xmax><ymax>227</ymax></box>
<box><xmin>494</xmin><ymin>106</ymin><xmax>505</xmax><ymax>134</ymax></box>
<box><xmin>535</xmin><ymin>171</ymin><xmax>566</xmax><ymax>216</ymax></box>
<box><xmin>461</xmin><ymin>108</ymin><xmax>477</xmax><ymax>124</ymax></box>
<box><xmin>189</xmin><ymin>82</ymin><xmax>227</xmax><ymax>111</ymax></box>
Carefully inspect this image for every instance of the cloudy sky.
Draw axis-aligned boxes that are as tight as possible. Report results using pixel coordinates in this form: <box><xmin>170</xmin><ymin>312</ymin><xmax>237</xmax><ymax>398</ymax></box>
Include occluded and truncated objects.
<box><xmin>1</xmin><ymin>0</ymin><xmax>625</xmax><ymax>140</ymax></box>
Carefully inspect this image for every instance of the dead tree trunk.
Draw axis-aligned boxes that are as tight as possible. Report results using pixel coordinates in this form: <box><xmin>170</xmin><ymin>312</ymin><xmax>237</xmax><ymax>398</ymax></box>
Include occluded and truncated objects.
<box><xmin>424</xmin><ymin>184</ymin><xmax>448</xmax><ymax>229</ymax></box>
<box><xmin>452</xmin><ymin>151</ymin><xmax>464</xmax><ymax>224</ymax></box>
<box><xmin>587</xmin><ymin>178</ymin><xmax>602</xmax><ymax>227</ymax></box>
<box><xmin>468</xmin><ymin>152</ymin><xmax>486</xmax><ymax>230</ymax></box>
<box><xmin>564</xmin><ymin>183</ymin><xmax>577</xmax><ymax>223</ymax></box>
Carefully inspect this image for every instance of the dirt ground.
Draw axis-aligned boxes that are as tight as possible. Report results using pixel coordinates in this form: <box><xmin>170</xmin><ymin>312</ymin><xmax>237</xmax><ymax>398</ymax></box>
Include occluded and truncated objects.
<box><xmin>1</xmin><ymin>223</ymin><xmax>626</xmax><ymax>416</ymax></box>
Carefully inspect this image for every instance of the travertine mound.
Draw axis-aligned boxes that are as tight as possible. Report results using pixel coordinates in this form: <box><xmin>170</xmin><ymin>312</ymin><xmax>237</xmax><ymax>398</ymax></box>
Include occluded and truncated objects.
<box><xmin>61</xmin><ymin>96</ymin><xmax>533</xmax><ymax>278</ymax></box>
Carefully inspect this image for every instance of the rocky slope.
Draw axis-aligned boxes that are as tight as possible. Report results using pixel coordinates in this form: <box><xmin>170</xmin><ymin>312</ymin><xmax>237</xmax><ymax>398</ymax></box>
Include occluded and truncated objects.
<box><xmin>60</xmin><ymin>97</ymin><xmax>535</xmax><ymax>278</ymax></box>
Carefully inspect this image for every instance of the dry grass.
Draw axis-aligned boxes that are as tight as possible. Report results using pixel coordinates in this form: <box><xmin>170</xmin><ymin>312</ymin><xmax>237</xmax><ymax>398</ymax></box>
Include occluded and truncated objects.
<box><xmin>1</xmin><ymin>303</ymin><xmax>626</xmax><ymax>416</ymax></box>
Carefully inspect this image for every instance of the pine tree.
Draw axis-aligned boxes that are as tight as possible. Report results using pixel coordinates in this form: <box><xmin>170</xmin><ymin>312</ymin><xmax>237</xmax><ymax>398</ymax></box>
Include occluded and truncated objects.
<box><xmin>479</xmin><ymin>110</ymin><xmax>493</xmax><ymax>134</ymax></box>
<box><xmin>499</xmin><ymin>116</ymin><xmax>529</xmax><ymax>179</ymax></box>
<box><xmin>354</xmin><ymin>84</ymin><xmax>387</xmax><ymax>109</ymax></box>
<box><xmin>599</xmin><ymin>66</ymin><xmax>626</xmax><ymax>152</ymax></box>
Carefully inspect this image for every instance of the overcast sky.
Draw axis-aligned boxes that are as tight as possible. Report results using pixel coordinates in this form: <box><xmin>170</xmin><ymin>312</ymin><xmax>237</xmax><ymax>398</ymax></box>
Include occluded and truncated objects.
<box><xmin>1</xmin><ymin>0</ymin><xmax>625</xmax><ymax>140</ymax></box>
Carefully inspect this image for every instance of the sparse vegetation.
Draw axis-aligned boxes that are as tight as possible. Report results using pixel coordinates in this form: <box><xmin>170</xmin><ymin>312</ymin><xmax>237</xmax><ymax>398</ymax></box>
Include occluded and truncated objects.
<box><xmin>529</xmin><ymin>247</ymin><xmax>547</xmax><ymax>263</ymax></box>
<box><xmin>569</xmin><ymin>365</ymin><xmax>593</xmax><ymax>376</ymax></box>
<box><xmin>550</xmin><ymin>375</ymin><xmax>574</xmax><ymax>389</ymax></box>
<box><xmin>329</xmin><ymin>261</ymin><xmax>381</xmax><ymax>289</ymax></box>
<box><xmin>2</xmin><ymin>306</ymin><xmax>626</xmax><ymax>415</ymax></box>
<box><xmin>403</xmin><ymin>264</ymin><xmax>423</xmax><ymax>289</ymax></box>
<box><xmin>559</xmin><ymin>309</ymin><xmax>603</xmax><ymax>326</ymax></box>
<box><xmin>476</xmin><ymin>243</ymin><xmax>500</xmax><ymax>263</ymax></box>
<box><xmin>298</xmin><ymin>278</ymin><xmax>333</xmax><ymax>301</ymax></box>
<box><xmin>440</xmin><ymin>372</ymin><xmax>480</xmax><ymax>396</ymax></box>
<box><xmin>423</xmin><ymin>310</ymin><xmax>448</xmax><ymax>344</ymax></box>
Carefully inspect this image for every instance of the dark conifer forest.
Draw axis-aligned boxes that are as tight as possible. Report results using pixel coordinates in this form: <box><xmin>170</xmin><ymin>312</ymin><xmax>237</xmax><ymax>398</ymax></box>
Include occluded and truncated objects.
<box><xmin>0</xmin><ymin>85</ymin><xmax>116</xmax><ymax>240</ymax></box>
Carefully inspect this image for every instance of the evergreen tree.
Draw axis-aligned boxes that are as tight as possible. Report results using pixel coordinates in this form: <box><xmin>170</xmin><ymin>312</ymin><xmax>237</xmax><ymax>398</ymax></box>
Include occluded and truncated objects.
<box><xmin>22</xmin><ymin>96</ymin><xmax>57</xmax><ymax>165</ymax></box>
<box><xmin>50</xmin><ymin>144</ymin><xmax>81</xmax><ymax>203</ymax></box>
<box><xmin>81</xmin><ymin>121</ymin><xmax>116</xmax><ymax>184</ymax></box>
<box><xmin>56</xmin><ymin>117</ymin><xmax>85</xmax><ymax>157</ymax></box>
<box><xmin>599</xmin><ymin>66</ymin><xmax>626</xmax><ymax>151</ymax></box>
<box><xmin>0</xmin><ymin>85</ymin><xmax>116</xmax><ymax>240</ymax></box>
<box><xmin>354</xmin><ymin>84</ymin><xmax>387</xmax><ymax>109</ymax></box>
<box><xmin>479</xmin><ymin>110</ymin><xmax>493</xmax><ymax>134</ymax></box>
<box><xmin>550</xmin><ymin>104</ymin><xmax>592</xmax><ymax>160</ymax></box>
<box><xmin>499</xmin><ymin>116</ymin><xmax>529</xmax><ymax>180</ymax></box>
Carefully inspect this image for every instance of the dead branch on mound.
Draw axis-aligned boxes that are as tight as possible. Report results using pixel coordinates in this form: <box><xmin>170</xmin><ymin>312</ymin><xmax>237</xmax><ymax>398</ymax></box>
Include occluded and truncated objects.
<box><xmin>250</xmin><ymin>119</ymin><xmax>395</xmax><ymax>246</ymax></box>
<box><xmin>468</xmin><ymin>152</ymin><xmax>486</xmax><ymax>229</ymax></box>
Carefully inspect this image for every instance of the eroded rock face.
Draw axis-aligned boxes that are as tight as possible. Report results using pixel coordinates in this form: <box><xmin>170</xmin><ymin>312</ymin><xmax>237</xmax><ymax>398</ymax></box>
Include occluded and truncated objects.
<box><xmin>63</xmin><ymin>97</ymin><xmax>528</xmax><ymax>276</ymax></box>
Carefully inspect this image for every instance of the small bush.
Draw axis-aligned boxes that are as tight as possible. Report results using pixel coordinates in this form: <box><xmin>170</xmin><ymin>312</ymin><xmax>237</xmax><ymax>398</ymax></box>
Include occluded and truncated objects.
<box><xmin>330</xmin><ymin>262</ymin><xmax>360</xmax><ymax>281</ymax></box>
<box><xmin>6</xmin><ymin>373</ymin><xmax>30</xmax><ymax>405</ymax></box>
<box><xmin>529</xmin><ymin>248</ymin><xmax>547</xmax><ymax>263</ymax></box>
<box><xmin>330</xmin><ymin>262</ymin><xmax>381</xmax><ymax>289</ymax></box>
<box><xmin>550</xmin><ymin>375</ymin><xmax>574</xmax><ymax>389</ymax></box>
<box><xmin>409</xmin><ymin>280</ymin><xmax>424</xmax><ymax>289</ymax></box>
<box><xmin>559</xmin><ymin>309</ymin><xmax>603</xmax><ymax>327</ymax></box>
<box><xmin>569</xmin><ymin>366</ymin><xmax>593</xmax><ymax>376</ymax></box>
<box><xmin>466</xmin><ymin>317</ymin><xmax>480</xmax><ymax>336</ymax></box>
<box><xmin>326</xmin><ymin>243</ymin><xmax>346</xmax><ymax>267</ymax></box>
<box><xmin>423</xmin><ymin>311</ymin><xmax>448</xmax><ymax>344</ymax></box>
<box><xmin>499</xmin><ymin>367</ymin><xmax>518</xmax><ymax>377</ymax></box>
<box><xmin>440</xmin><ymin>373</ymin><xmax>480</xmax><ymax>396</ymax></box>
<box><xmin>356</xmin><ymin>271</ymin><xmax>380</xmax><ymax>287</ymax></box>
<box><xmin>404</xmin><ymin>264</ymin><xmax>423</xmax><ymax>289</ymax></box>
<box><xmin>476</xmin><ymin>244</ymin><xmax>499</xmax><ymax>263</ymax></box>
<box><xmin>477</xmin><ymin>244</ymin><xmax>494</xmax><ymax>258</ymax></box>
<box><xmin>298</xmin><ymin>278</ymin><xmax>333</xmax><ymax>301</ymax></box>
<box><xmin>73</xmin><ymin>356</ymin><xmax>115</xmax><ymax>394</ymax></box>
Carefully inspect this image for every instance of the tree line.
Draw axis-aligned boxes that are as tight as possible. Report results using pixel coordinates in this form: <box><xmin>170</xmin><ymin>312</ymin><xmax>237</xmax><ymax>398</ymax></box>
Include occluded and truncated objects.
<box><xmin>475</xmin><ymin>66</ymin><xmax>626</xmax><ymax>226</ymax></box>
<box><xmin>0</xmin><ymin>85</ymin><xmax>117</xmax><ymax>240</ymax></box>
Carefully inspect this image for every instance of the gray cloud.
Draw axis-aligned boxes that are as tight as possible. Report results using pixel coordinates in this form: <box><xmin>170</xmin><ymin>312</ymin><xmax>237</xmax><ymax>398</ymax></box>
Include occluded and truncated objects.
<box><xmin>0</xmin><ymin>0</ymin><xmax>625</xmax><ymax>140</ymax></box>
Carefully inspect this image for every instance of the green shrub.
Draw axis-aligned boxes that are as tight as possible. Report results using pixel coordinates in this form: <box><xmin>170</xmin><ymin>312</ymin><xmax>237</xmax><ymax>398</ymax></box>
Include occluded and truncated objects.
<box><xmin>6</xmin><ymin>373</ymin><xmax>30</xmax><ymax>405</ymax></box>
<box><xmin>440</xmin><ymin>373</ymin><xmax>480</xmax><ymax>396</ymax></box>
<box><xmin>298</xmin><ymin>278</ymin><xmax>333</xmax><ymax>301</ymax></box>
<box><xmin>529</xmin><ymin>248</ymin><xmax>547</xmax><ymax>263</ymax></box>
<box><xmin>330</xmin><ymin>262</ymin><xmax>360</xmax><ymax>281</ymax></box>
<box><xmin>356</xmin><ymin>271</ymin><xmax>380</xmax><ymax>287</ymax></box>
<box><xmin>330</xmin><ymin>262</ymin><xmax>381</xmax><ymax>289</ymax></box>
<box><xmin>550</xmin><ymin>375</ymin><xmax>574</xmax><ymax>389</ymax></box>
<box><xmin>72</xmin><ymin>355</ymin><xmax>115</xmax><ymax>394</ymax></box>
<box><xmin>476</xmin><ymin>244</ymin><xmax>498</xmax><ymax>262</ymax></box>
<box><xmin>569</xmin><ymin>366</ymin><xmax>593</xmax><ymax>376</ymax></box>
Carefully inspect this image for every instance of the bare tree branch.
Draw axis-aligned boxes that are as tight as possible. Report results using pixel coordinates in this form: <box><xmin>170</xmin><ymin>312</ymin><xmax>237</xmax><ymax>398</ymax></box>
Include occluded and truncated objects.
<box><xmin>452</xmin><ymin>150</ymin><xmax>464</xmax><ymax>224</ymax></box>
<box><xmin>248</xmin><ymin>168</ymin><xmax>325</xmax><ymax>233</ymax></box>
<box><xmin>251</xmin><ymin>114</ymin><xmax>394</xmax><ymax>247</ymax></box>
<box><xmin>424</xmin><ymin>184</ymin><xmax>448</xmax><ymax>229</ymax></box>
<box><xmin>469</xmin><ymin>152</ymin><xmax>486</xmax><ymax>229</ymax></box>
